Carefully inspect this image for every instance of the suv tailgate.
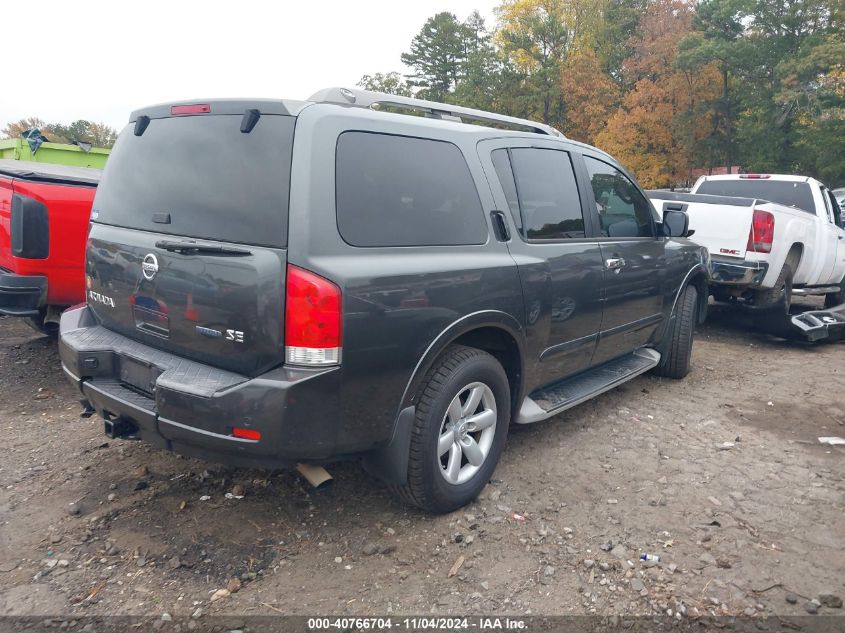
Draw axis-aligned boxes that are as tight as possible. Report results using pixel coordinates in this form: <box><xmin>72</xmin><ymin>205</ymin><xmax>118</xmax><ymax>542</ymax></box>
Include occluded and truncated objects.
<box><xmin>86</xmin><ymin>106</ymin><xmax>294</xmax><ymax>376</ymax></box>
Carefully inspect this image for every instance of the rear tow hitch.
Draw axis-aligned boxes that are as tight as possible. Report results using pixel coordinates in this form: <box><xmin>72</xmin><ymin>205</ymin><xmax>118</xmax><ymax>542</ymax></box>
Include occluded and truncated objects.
<box><xmin>103</xmin><ymin>416</ymin><xmax>139</xmax><ymax>440</ymax></box>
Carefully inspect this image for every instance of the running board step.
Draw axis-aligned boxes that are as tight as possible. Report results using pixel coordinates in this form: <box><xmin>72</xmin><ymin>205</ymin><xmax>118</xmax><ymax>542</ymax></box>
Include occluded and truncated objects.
<box><xmin>515</xmin><ymin>348</ymin><xmax>661</xmax><ymax>424</ymax></box>
<box><xmin>792</xmin><ymin>286</ymin><xmax>841</xmax><ymax>296</ymax></box>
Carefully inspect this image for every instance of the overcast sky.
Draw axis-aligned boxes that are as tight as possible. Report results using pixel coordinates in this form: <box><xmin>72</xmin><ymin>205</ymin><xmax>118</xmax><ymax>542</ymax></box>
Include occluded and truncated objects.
<box><xmin>2</xmin><ymin>0</ymin><xmax>497</xmax><ymax>133</ymax></box>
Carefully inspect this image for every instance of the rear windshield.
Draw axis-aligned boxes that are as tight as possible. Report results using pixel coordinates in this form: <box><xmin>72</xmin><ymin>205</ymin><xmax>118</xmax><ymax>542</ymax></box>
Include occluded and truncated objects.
<box><xmin>92</xmin><ymin>114</ymin><xmax>294</xmax><ymax>247</ymax></box>
<box><xmin>696</xmin><ymin>179</ymin><xmax>815</xmax><ymax>214</ymax></box>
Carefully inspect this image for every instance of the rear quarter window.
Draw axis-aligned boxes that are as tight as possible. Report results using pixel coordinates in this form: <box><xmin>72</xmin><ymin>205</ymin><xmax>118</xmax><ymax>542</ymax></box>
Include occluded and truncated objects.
<box><xmin>335</xmin><ymin>132</ymin><xmax>488</xmax><ymax>247</ymax></box>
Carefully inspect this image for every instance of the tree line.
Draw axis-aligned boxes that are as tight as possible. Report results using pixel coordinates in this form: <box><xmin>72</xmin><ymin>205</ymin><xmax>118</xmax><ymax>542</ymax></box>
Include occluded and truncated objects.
<box><xmin>359</xmin><ymin>0</ymin><xmax>845</xmax><ymax>188</ymax></box>
<box><xmin>2</xmin><ymin>117</ymin><xmax>118</xmax><ymax>149</ymax></box>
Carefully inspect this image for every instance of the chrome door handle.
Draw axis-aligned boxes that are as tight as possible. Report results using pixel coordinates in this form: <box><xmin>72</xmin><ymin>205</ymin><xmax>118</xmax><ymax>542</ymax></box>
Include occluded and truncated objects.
<box><xmin>605</xmin><ymin>257</ymin><xmax>626</xmax><ymax>271</ymax></box>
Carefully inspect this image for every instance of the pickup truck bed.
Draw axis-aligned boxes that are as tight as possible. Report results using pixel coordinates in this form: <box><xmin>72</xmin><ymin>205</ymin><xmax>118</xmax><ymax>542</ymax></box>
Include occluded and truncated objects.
<box><xmin>647</xmin><ymin>191</ymin><xmax>770</xmax><ymax>286</ymax></box>
<box><xmin>0</xmin><ymin>160</ymin><xmax>100</xmax><ymax>333</ymax></box>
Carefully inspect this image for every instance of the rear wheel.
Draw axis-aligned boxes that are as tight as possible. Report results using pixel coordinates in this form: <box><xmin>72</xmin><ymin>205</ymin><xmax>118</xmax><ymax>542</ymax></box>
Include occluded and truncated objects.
<box><xmin>824</xmin><ymin>278</ymin><xmax>845</xmax><ymax>309</ymax></box>
<box><xmin>654</xmin><ymin>285</ymin><xmax>697</xmax><ymax>379</ymax></box>
<box><xmin>389</xmin><ymin>345</ymin><xmax>510</xmax><ymax>514</ymax></box>
<box><xmin>711</xmin><ymin>286</ymin><xmax>734</xmax><ymax>303</ymax></box>
<box><xmin>754</xmin><ymin>261</ymin><xmax>795</xmax><ymax>313</ymax></box>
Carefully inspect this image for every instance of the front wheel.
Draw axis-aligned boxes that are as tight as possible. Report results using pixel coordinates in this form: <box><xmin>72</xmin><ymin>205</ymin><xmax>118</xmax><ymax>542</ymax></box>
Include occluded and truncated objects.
<box><xmin>654</xmin><ymin>285</ymin><xmax>697</xmax><ymax>379</ymax></box>
<box><xmin>389</xmin><ymin>345</ymin><xmax>510</xmax><ymax>514</ymax></box>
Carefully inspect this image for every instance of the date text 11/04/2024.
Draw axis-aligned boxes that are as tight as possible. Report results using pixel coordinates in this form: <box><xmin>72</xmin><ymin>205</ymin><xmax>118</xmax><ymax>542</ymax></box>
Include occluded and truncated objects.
<box><xmin>307</xmin><ymin>617</ymin><xmax>527</xmax><ymax>630</ymax></box>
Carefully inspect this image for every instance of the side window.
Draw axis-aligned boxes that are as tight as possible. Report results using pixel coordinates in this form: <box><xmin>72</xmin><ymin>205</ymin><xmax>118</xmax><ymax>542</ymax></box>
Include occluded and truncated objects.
<box><xmin>827</xmin><ymin>190</ymin><xmax>843</xmax><ymax>228</ymax></box>
<box><xmin>503</xmin><ymin>148</ymin><xmax>585</xmax><ymax>240</ymax></box>
<box><xmin>583</xmin><ymin>156</ymin><xmax>654</xmax><ymax>238</ymax></box>
<box><xmin>821</xmin><ymin>187</ymin><xmax>835</xmax><ymax>223</ymax></box>
<box><xmin>335</xmin><ymin>132</ymin><xmax>488</xmax><ymax>247</ymax></box>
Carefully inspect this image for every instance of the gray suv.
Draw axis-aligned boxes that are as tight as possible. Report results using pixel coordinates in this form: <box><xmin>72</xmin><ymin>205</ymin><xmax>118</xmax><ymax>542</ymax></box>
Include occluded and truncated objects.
<box><xmin>59</xmin><ymin>88</ymin><xmax>708</xmax><ymax>513</ymax></box>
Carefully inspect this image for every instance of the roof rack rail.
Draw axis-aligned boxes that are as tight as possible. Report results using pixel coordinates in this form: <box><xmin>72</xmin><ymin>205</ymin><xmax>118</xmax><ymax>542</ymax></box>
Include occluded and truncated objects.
<box><xmin>308</xmin><ymin>87</ymin><xmax>565</xmax><ymax>138</ymax></box>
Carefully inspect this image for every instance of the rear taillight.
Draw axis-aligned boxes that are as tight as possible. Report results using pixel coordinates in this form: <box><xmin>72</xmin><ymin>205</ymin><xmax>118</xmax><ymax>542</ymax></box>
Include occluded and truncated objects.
<box><xmin>10</xmin><ymin>193</ymin><xmax>49</xmax><ymax>259</ymax></box>
<box><xmin>747</xmin><ymin>209</ymin><xmax>775</xmax><ymax>253</ymax></box>
<box><xmin>739</xmin><ymin>174</ymin><xmax>770</xmax><ymax>179</ymax></box>
<box><xmin>285</xmin><ymin>265</ymin><xmax>342</xmax><ymax>366</ymax></box>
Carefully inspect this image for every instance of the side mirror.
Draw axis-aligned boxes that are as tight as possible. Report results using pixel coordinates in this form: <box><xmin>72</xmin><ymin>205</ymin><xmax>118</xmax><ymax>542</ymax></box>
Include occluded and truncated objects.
<box><xmin>663</xmin><ymin>209</ymin><xmax>690</xmax><ymax>238</ymax></box>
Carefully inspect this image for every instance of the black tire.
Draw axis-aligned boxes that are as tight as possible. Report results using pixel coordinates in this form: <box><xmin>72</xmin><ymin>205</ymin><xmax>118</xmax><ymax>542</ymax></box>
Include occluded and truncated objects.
<box><xmin>753</xmin><ymin>262</ymin><xmax>793</xmax><ymax>313</ymax></box>
<box><xmin>711</xmin><ymin>287</ymin><xmax>733</xmax><ymax>303</ymax></box>
<box><xmin>824</xmin><ymin>278</ymin><xmax>845</xmax><ymax>309</ymax></box>
<box><xmin>654</xmin><ymin>285</ymin><xmax>697</xmax><ymax>379</ymax></box>
<box><xmin>389</xmin><ymin>345</ymin><xmax>510</xmax><ymax>514</ymax></box>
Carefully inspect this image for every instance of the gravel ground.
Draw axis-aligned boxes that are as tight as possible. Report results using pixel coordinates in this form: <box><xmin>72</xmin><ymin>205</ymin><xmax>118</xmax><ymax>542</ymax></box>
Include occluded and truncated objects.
<box><xmin>0</xmin><ymin>305</ymin><xmax>843</xmax><ymax>624</ymax></box>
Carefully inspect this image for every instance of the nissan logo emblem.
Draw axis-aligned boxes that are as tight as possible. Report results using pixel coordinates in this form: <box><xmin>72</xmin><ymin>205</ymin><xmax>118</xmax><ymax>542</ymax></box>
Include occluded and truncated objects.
<box><xmin>142</xmin><ymin>253</ymin><xmax>159</xmax><ymax>281</ymax></box>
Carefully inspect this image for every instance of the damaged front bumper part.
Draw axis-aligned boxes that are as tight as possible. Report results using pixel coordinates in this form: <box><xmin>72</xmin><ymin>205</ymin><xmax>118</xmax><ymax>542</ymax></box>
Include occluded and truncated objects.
<box><xmin>756</xmin><ymin>302</ymin><xmax>845</xmax><ymax>343</ymax></box>
<box><xmin>788</xmin><ymin>304</ymin><xmax>845</xmax><ymax>343</ymax></box>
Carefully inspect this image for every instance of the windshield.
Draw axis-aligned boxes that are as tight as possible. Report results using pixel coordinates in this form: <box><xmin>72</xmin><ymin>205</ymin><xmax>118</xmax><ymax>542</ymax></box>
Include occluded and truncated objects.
<box><xmin>696</xmin><ymin>179</ymin><xmax>815</xmax><ymax>214</ymax></box>
<box><xmin>92</xmin><ymin>114</ymin><xmax>294</xmax><ymax>248</ymax></box>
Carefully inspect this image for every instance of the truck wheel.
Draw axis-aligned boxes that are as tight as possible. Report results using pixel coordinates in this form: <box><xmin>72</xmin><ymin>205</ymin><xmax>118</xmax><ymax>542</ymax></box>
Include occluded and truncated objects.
<box><xmin>389</xmin><ymin>345</ymin><xmax>510</xmax><ymax>514</ymax></box>
<box><xmin>654</xmin><ymin>285</ymin><xmax>697</xmax><ymax>379</ymax></box>
<box><xmin>824</xmin><ymin>278</ymin><xmax>845</xmax><ymax>309</ymax></box>
<box><xmin>711</xmin><ymin>286</ymin><xmax>733</xmax><ymax>303</ymax></box>
<box><xmin>754</xmin><ymin>262</ymin><xmax>793</xmax><ymax>313</ymax></box>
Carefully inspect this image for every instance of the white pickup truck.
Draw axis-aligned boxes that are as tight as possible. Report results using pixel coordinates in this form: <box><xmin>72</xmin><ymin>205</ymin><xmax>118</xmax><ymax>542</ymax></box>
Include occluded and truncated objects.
<box><xmin>648</xmin><ymin>174</ymin><xmax>845</xmax><ymax>311</ymax></box>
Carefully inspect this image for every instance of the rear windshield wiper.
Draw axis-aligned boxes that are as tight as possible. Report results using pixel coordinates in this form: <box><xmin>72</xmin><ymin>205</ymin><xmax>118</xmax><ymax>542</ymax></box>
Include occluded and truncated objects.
<box><xmin>155</xmin><ymin>240</ymin><xmax>252</xmax><ymax>256</ymax></box>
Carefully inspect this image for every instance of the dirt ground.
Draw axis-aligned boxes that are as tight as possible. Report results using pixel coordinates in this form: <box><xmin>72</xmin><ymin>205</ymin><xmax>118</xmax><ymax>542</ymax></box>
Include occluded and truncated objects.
<box><xmin>0</xmin><ymin>304</ymin><xmax>843</xmax><ymax>624</ymax></box>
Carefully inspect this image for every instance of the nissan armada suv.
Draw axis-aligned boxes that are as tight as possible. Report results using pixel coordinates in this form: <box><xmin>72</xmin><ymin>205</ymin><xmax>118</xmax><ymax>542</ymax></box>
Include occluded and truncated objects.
<box><xmin>59</xmin><ymin>88</ymin><xmax>708</xmax><ymax>513</ymax></box>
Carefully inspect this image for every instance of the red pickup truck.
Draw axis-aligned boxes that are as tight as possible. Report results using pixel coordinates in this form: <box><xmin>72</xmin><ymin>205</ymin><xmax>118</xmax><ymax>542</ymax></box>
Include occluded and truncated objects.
<box><xmin>0</xmin><ymin>160</ymin><xmax>100</xmax><ymax>334</ymax></box>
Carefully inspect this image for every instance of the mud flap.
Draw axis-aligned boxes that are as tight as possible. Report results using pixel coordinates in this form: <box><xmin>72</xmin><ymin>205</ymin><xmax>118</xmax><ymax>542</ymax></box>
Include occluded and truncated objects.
<box><xmin>361</xmin><ymin>405</ymin><xmax>416</xmax><ymax>485</ymax></box>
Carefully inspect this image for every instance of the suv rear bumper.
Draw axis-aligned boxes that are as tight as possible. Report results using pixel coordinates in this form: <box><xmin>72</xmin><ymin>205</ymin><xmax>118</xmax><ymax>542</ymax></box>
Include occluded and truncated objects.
<box><xmin>59</xmin><ymin>305</ymin><xmax>345</xmax><ymax>468</ymax></box>
<box><xmin>0</xmin><ymin>270</ymin><xmax>47</xmax><ymax>317</ymax></box>
<box><xmin>709</xmin><ymin>257</ymin><xmax>769</xmax><ymax>287</ymax></box>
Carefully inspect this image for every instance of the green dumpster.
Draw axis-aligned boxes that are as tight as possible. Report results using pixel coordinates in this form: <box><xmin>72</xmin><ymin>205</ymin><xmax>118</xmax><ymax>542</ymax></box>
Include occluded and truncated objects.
<box><xmin>0</xmin><ymin>138</ymin><xmax>110</xmax><ymax>169</ymax></box>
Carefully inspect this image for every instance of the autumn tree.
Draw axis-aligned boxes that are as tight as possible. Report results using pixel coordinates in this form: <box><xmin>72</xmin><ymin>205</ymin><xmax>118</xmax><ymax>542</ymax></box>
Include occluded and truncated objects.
<box><xmin>84</xmin><ymin>122</ymin><xmax>118</xmax><ymax>148</ymax></box>
<box><xmin>676</xmin><ymin>0</ymin><xmax>750</xmax><ymax>171</ymax></box>
<box><xmin>357</xmin><ymin>72</ymin><xmax>413</xmax><ymax>96</ymax></box>
<box><xmin>2</xmin><ymin>117</ymin><xmax>48</xmax><ymax>140</ymax></box>
<box><xmin>2</xmin><ymin>117</ymin><xmax>118</xmax><ymax>148</ymax></box>
<box><xmin>496</xmin><ymin>0</ymin><xmax>582</xmax><ymax>126</ymax></box>
<box><xmin>560</xmin><ymin>48</ymin><xmax>620</xmax><ymax>143</ymax></box>
<box><xmin>775</xmin><ymin>35</ymin><xmax>845</xmax><ymax>183</ymax></box>
<box><xmin>359</xmin><ymin>0</ymin><xmax>845</xmax><ymax>187</ymax></box>
<box><xmin>401</xmin><ymin>12</ymin><xmax>469</xmax><ymax>101</ymax></box>
<box><xmin>452</xmin><ymin>11</ymin><xmax>502</xmax><ymax>110</ymax></box>
<box><xmin>597</xmin><ymin>0</ymin><xmax>721</xmax><ymax>186</ymax></box>
<box><xmin>594</xmin><ymin>0</ymin><xmax>648</xmax><ymax>82</ymax></box>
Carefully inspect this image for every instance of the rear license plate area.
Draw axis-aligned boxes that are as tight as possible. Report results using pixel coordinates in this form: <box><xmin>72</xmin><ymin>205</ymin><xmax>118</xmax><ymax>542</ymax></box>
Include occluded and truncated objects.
<box><xmin>119</xmin><ymin>356</ymin><xmax>159</xmax><ymax>396</ymax></box>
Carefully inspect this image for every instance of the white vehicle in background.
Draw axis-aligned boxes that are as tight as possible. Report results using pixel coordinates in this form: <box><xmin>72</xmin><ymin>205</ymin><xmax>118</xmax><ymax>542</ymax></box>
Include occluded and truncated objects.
<box><xmin>834</xmin><ymin>187</ymin><xmax>845</xmax><ymax>209</ymax></box>
<box><xmin>648</xmin><ymin>174</ymin><xmax>845</xmax><ymax>312</ymax></box>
